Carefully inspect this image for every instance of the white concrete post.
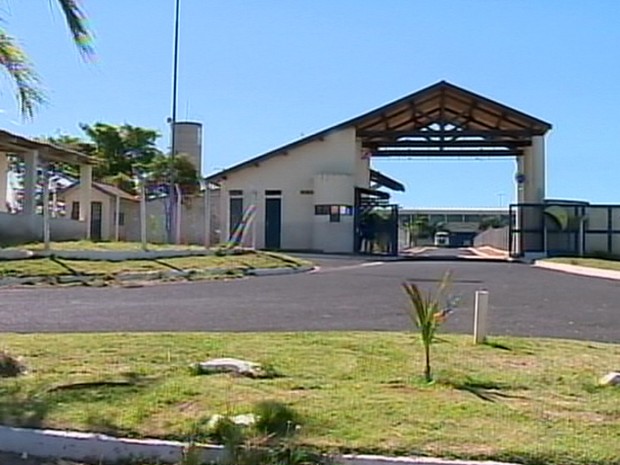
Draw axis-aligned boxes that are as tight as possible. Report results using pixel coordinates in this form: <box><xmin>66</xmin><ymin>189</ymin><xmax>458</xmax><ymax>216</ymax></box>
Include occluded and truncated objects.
<box><xmin>114</xmin><ymin>195</ymin><xmax>121</xmax><ymax>242</ymax></box>
<box><xmin>473</xmin><ymin>290</ymin><xmax>489</xmax><ymax>344</ymax></box>
<box><xmin>79</xmin><ymin>164</ymin><xmax>93</xmax><ymax>240</ymax></box>
<box><xmin>22</xmin><ymin>150</ymin><xmax>38</xmax><ymax>215</ymax></box>
<box><xmin>140</xmin><ymin>182</ymin><xmax>147</xmax><ymax>251</ymax></box>
<box><xmin>175</xmin><ymin>184</ymin><xmax>182</xmax><ymax>244</ymax></box>
<box><xmin>251</xmin><ymin>189</ymin><xmax>257</xmax><ymax>249</ymax></box>
<box><xmin>0</xmin><ymin>153</ymin><xmax>8</xmax><ymax>212</ymax></box>
<box><xmin>203</xmin><ymin>186</ymin><xmax>211</xmax><ymax>249</ymax></box>
<box><xmin>42</xmin><ymin>167</ymin><xmax>51</xmax><ymax>250</ymax></box>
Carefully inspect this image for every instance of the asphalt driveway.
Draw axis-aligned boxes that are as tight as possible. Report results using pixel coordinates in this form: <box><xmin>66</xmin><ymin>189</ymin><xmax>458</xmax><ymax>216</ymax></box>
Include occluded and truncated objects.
<box><xmin>0</xmin><ymin>256</ymin><xmax>618</xmax><ymax>342</ymax></box>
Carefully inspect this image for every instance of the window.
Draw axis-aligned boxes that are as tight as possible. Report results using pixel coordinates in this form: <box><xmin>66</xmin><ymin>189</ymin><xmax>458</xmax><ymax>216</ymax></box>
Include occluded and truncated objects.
<box><xmin>430</xmin><ymin>214</ymin><xmax>446</xmax><ymax>223</ymax></box>
<box><xmin>71</xmin><ymin>202</ymin><xmax>80</xmax><ymax>220</ymax></box>
<box><xmin>315</xmin><ymin>205</ymin><xmax>352</xmax><ymax>218</ymax></box>
<box><xmin>229</xmin><ymin>189</ymin><xmax>243</xmax><ymax>196</ymax></box>
<box><xmin>329</xmin><ymin>205</ymin><xmax>341</xmax><ymax>223</ymax></box>
<box><xmin>300</xmin><ymin>189</ymin><xmax>314</xmax><ymax>195</ymax></box>
<box><xmin>118</xmin><ymin>212</ymin><xmax>125</xmax><ymax>226</ymax></box>
<box><xmin>464</xmin><ymin>214</ymin><xmax>482</xmax><ymax>223</ymax></box>
<box><xmin>265</xmin><ymin>190</ymin><xmax>282</xmax><ymax>196</ymax></box>
<box><xmin>447</xmin><ymin>214</ymin><xmax>464</xmax><ymax>222</ymax></box>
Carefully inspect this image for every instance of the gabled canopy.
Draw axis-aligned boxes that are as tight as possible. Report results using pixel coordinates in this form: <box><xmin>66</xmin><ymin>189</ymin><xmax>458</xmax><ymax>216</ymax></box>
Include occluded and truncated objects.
<box><xmin>354</xmin><ymin>80</ymin><xmax>551</xmax><ymax>137</ymax></box>
<box><xmin>206</xmin><ymin>81</ymin><xmax>551</xmax><ymax>182</ymax></box>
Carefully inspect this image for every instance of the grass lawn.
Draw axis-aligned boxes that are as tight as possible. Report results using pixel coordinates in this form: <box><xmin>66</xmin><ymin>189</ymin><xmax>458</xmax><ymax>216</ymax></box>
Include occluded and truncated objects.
<box><xmin>0</xmin><ymin>258</ymin><xmax>67</xmax><ymax>278</ymax></box>
<box><xmin>56</xmin><ymin>259</ymin><xmax>170</xmax><ymax>276</ymax></box>
<box><xmin>10</xmin><ymin>240</ymin><xmax>205</xmax><ymax>252</ymax></box>
<box><xmin>547</xmin><ymin>257</ymin><xmax>620</xmax><ymax>272</ymax></box>
<box><xmin>0</xmin><ymin>252</ymin><xmax>302</xmax><ymax>281</ymax></box>
<box><xmin>0</xmin><ymin>333</ymin><xmax>618</xmax><ymax>465</ymax></box>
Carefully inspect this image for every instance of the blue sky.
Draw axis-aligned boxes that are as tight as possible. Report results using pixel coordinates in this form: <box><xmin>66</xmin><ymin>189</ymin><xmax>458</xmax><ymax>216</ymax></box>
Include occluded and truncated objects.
<box><xmin>1</xmin><ymin>1</ymin><xmax>619</xmax><ymax>208</ymax></box>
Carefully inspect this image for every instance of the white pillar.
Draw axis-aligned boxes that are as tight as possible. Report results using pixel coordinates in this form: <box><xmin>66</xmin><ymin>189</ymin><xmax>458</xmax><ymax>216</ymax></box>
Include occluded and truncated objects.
<box><xmin>79</xmin><ymin>164</ymin><xmax>93</xmax><ymax>239</ymax></box>
<box><xmin>517</xmin><ymin>135</ymin><xmax>546</xmax><ymax>255</ymax></box>
<box><xmin>0</xmin><ymin>153</ymin><xmax>8</xmax><ymax>212</ymax></box>
<box><xmin>22</xmin><ymin>150</ymin><xmax>38</xmax><ymax>215</ymax></box>
<box><xmin>522</xmin><ymin>135</ymin><xmax>545</xmax><ymax>204</ymax></box>
<box><xmin>114</xmin><ymin>195</ymin><xmax>121</xmax><ymax>241</ymax></box>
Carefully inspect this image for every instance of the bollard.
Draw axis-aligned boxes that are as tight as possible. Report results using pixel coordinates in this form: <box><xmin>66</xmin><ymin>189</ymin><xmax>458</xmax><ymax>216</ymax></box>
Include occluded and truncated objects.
<box><xmin>473</xmin><ymin>290</ymin><xmax>489</xmax><ymax>344</ymax></box>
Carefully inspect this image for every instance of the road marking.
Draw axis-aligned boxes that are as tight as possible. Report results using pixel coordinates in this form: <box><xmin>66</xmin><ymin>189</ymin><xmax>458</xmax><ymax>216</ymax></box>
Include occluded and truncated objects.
<box><xmin>311</xmin><ymin>261</ymin><xmax>385</xmax><ymax>273</ymax></box>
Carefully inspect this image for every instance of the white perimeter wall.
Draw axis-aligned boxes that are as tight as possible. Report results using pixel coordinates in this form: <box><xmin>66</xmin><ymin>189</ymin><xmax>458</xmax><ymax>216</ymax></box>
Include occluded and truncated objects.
<box><xmin>218</xmin><ymin>128</ymin><xmax>370</xmax><ymax>252</ymax></box>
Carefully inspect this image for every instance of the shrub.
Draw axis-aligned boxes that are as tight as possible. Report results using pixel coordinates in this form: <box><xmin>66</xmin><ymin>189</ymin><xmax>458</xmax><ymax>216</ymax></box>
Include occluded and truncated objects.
<box><xmin>253</xmin><ymin>400</ymin><xmax>301</xmax><ymax>438</ymax></box>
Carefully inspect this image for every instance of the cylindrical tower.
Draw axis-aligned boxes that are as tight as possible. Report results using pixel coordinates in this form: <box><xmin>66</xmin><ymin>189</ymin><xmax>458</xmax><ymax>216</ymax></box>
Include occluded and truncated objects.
<box><xmin>173</xmin><ymin>121</ymin><xmax>203</xmax><ymax>174</ymax></box>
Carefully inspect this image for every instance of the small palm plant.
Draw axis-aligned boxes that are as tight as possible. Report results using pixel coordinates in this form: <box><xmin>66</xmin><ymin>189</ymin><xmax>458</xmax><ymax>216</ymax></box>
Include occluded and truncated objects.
<box><xmin>402</xmin><ymin>271</ymin><xmax>457</xmax><ymax>382</ymax></box>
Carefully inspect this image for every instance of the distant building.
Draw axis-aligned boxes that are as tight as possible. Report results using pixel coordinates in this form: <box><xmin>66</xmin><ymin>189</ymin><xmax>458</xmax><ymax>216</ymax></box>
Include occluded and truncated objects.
<box><xmin>400</xmin><ymin>207</ymin><xmax>510</xmax><ymax>247</ymax></box>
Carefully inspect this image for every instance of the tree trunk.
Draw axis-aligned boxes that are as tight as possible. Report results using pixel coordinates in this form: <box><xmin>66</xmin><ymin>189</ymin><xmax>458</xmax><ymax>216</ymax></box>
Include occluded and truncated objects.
<box><xmin>424</xmin><ymin>343</ymin><xmax>432</xmax><ymax>382</ymax></box>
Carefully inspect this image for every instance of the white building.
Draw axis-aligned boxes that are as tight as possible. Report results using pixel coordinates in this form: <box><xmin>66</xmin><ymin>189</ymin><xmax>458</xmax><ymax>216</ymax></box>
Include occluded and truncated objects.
<box><xmin>206</xmin><ymin>81</ymin><xmax>551</xmax><ymax>254</ymax></box>
<box><xmin>0</xmin><ymin>130</ymin><xmax>96</xmax><ymax>244</ymax></box>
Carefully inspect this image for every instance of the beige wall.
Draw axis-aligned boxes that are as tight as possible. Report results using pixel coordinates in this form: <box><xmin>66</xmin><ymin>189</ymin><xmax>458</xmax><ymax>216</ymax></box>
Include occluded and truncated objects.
<box><xmin>0</xmin><ymin>212</ymin><xmax>85</xmax><ymax>244</ymax></box>
<box><xmin>123</xmin><ymin>191</ymin><xmax>221</xmax><ymax>246</ymax></box>
<box><xmin>62</xmin><ymin>188</ymin><xmax>136</xmax><ymax>241</ymax></box>
<box><xmin>217</xmin><ymin>127</ymin><xmax>369</xmax><ymax>252</ymax></box>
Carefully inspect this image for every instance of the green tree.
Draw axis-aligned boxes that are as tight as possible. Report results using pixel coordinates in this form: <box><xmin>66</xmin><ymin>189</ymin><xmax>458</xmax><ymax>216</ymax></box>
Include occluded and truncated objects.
<box><xmin>47</xmin><ymin>123</ymin><xmax>200</xmax><ymax>197</ymax></box>
<box><xmin>79</xmin><ymin>123</ymin><xmax>163</xmax><ymax>182</ymax></box>
<box><xmin>478</xmin><ymin>216</ymin><xmax>506</xmax><ymax>231</ymax></box>
<box><xmin>148</xmin><ymin>153</ymin><xmax>200</xmax><ymax>196</ymax></box>
<box><xmin>0</xmin><ymin>1</ymin><xmax>93</xmax><ymax>117</ymax></box>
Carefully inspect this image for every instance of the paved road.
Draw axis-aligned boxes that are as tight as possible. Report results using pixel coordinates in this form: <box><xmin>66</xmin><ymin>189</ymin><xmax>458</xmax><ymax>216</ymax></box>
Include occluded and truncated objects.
<box><xmin>0</xmin><ymin>256</ymin><xmax>618</xmax><ymax>342</ymax></box>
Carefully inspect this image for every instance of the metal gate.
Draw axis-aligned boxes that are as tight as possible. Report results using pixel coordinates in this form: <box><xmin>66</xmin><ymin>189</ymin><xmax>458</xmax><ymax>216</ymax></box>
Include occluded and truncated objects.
<box><xmin>354</xmin><ymin>188</ymin><xmax>399</xmax><ymax>256</ymax></box>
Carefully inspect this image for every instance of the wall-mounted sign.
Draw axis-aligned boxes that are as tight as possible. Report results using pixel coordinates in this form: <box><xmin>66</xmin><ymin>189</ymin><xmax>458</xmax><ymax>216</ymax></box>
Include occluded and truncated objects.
<box><xmin>515</xmin><ymin>173</ymin><xmax>526</xmax><ymax>184</ymax></box>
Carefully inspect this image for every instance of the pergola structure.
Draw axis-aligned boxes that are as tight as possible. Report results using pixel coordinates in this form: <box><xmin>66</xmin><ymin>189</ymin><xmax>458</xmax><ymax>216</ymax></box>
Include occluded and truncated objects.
<box><xmin>350</xmin><ymin>81</ymin><xmax>552</xmax><ymax>255</ymax></box>
<box><xmin>0</xmin><ymin>129</ymin><xmax>97</xmax><ymax>239</ymax></box>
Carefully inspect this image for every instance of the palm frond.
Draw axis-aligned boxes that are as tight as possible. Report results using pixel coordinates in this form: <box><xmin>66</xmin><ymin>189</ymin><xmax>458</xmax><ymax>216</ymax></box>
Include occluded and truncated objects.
<box><xmin>55</xmin><ymin>0</ymin><xmax>94</xmax><ymax>59</ymax></box>
<box><xmin>0</xmin><ymin>30</ymin><xmax>45</xmax><ymax>118</ymax></box>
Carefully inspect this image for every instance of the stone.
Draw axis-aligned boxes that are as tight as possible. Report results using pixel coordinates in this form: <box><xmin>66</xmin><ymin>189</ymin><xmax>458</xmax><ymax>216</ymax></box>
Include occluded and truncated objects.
<box><xmin>599</xmin><ymin>372</ymin><xmax>620</xmax><ymax>386</ymax></box>
<box><xmin>194</xmin><ymin>358</ymin><xmax>264</xmax><ymax>378</ymax></box>
<box><xmin>206</xmin><ymin>413</ymin><xmax>256</xmax><ymax>430</ymax></box>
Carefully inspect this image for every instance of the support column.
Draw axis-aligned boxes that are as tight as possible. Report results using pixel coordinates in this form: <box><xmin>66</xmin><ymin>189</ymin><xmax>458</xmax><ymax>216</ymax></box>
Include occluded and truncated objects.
<box><xmin>519</xmin><ymin>135</ymin><xmax>546</xmax><ymax>255</ymax></box>
<box><xmin>0</xmin><ymin>153</ymin><xmax>8</xmax><ymax>212</ymax></box>
<box><xmin>522</xmin><ymin>135</ymin><xmax>545</xmax><ymax>204</ymax></box>
<box><xmin>22</xmin><ymin>150</ymin><xmax>38</xmax><ymax>215</ymax></box>
<box><xmin>80</xmin><ymin>164</ymin><xmax>93</xmax><ymax>239</ymax></box>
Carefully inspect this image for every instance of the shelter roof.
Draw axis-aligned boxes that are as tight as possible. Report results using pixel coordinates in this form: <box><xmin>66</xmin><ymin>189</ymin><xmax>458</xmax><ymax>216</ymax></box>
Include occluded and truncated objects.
<box><xmin>62</xmin><ymin>181</ymin><xmax>137</xmax><ymax>201</ymax></box>
<box><xmin>0</xmin><ymin>129</ymin><xmax>96</xmax><ymax>165</ymax></box>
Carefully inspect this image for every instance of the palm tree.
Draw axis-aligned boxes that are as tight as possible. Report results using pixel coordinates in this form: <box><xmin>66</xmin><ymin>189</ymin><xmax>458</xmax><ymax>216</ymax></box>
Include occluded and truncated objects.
<box><xmin>0</xmin><ymin>1</ymin><xmax>93</xmax><ymax>117</ymax></box>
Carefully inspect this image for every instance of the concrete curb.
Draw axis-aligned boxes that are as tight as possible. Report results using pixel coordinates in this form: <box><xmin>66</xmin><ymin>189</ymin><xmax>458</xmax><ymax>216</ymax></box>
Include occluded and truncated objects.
<box><xmin>534</xmin><ymin>260</ymin><xmax>620</xmax><ymax>281</ymax></box>
<box><xmin>0</xmin><ymin>426</ymin><xmax>523</xmax><ymax>465</ymax></box>
<box><xmin>466</xmin><ymin>248</ymin><xmax>514</xmax><ymax>261</ymax></box>
<box><xmin>246</xmin><ymin>265</ymin><xmax>314</xmax><ymax>276</ymax></box>
<box><xmin>0</xmin><ymin>276</ymin><xmax>47</xmax><ymax>286</ymax></box>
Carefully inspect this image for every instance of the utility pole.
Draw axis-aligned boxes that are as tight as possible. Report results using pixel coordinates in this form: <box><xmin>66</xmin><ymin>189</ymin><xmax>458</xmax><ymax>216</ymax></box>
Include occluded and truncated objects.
<box><xmin>168</xmin><ymin>0</ymin><xmax>182</xmax><ymax>243</ymax></box>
